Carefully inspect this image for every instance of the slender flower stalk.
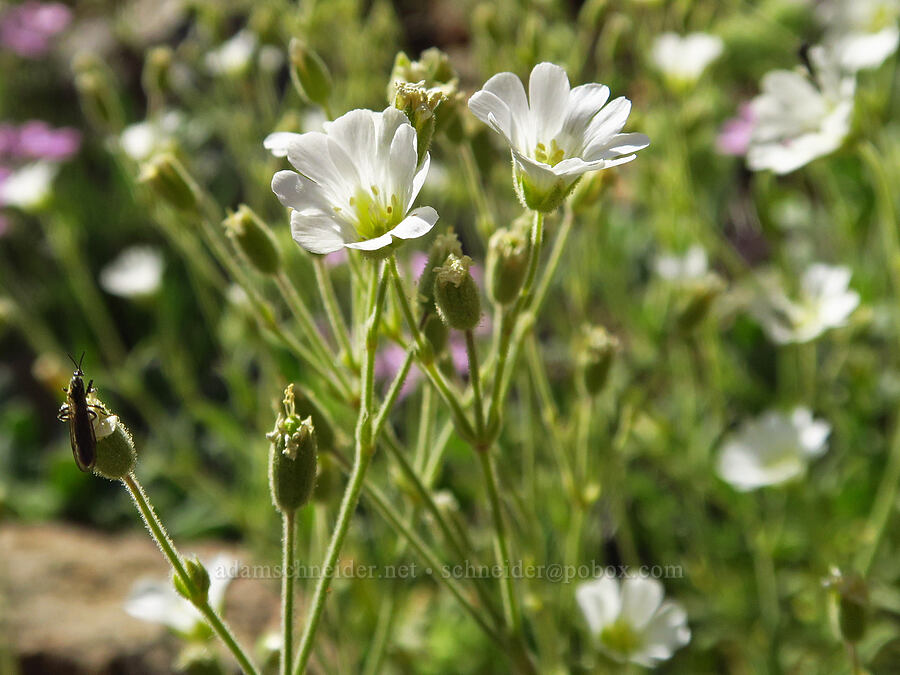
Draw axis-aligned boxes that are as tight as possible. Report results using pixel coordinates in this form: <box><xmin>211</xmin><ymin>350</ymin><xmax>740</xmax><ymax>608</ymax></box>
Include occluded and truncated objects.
<box><xmin>122</xmin><ymin>474</ymin><xmax>259</xmax><ymax>675</ymax></box>
<box><xmin>282</xmin><ymin>511</ymin><xmax>296</xmax><ymax>675</ymax></box>
<box><xmin>313</xmin><ymin>256</ymin><xmax>356</xmax><ymax>368</ymax></box>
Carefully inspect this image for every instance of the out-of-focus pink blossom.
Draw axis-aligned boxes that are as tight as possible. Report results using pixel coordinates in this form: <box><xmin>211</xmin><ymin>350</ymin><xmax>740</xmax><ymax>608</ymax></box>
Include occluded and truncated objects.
<box><xmin>0</xmin><ymin>125</ymin><xmax>19</xmax><ymax>156</ymax></box>
<box><xmin>0</xmin><ymin>2</ymin><xmax>72</xmax><ymax>57</ymax></box>
<box><xmin>15</xmin><ymin>121</ymin><xmax>81</xmax><ymax>160</ymax></box>
<box><xmin>716</xmin><ymin>104</ymin><xmax>755</xmax><ymax>156</ymax></box>
<box><xmin>324</xmin><ymin>249</ymin><xmax>348</xmax><ymax>267</ymax></box>
<box><xmin>375</xmin><ymin>343</ymin><xmax>422</xmax><ymax>401</ymax></box>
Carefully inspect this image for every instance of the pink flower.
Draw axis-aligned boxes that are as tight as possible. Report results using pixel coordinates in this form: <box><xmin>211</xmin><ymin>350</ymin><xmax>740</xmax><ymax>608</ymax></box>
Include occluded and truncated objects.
<box><xmin>323</xmin><ymin>249</ymin><xmax>348</xmax><ymax>267</ymax></box>
<box><xmin>15</xmin><ymin>121</ymin><xmax>81</xmax><ymax>160</ymax></box>
<box><xmin>716</xmin><ymin>104</ymin><xmax>755</xmax><ymax>156</ymax></box>
<box><xmin>0</xmin><ymin>2</ymin><xmax>72</xmax><ymax>57</ymax></box>
<box><xmin>375</xmin><ymin>343</ymin><xmax>422</xmax><ymax>401</ymax></box>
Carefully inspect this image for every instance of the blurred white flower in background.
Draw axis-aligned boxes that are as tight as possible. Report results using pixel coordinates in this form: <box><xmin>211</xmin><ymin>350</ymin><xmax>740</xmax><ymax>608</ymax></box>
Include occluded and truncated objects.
<box><xmin>468</xmin><ymin>62</ymin><xmax>649</xmax><ymax>211</ymax></box>
<box><xmin>817</xmin><ymin>0</ymin><xmax>900</xmax><ymax>71</ymax></box>
<box><xmin>716</xmin><ymin>408</ymin><xmax>830</xmax><ymax>491</ymax></box>
<box><xmin>651</xmin><ymin>32</ymin><xmax>724</xmax><ymax>84</ymax></box>
<box><xmin>124</xmin><ymin>554</ymin><xmax>238</xmax><ymax>636</ymax></box>
<box><xmin>205</xmin><ymin>29</ymin><xmax>256</xmax><ymax>76</ymax></box>
<box><xmin>0</xmin><ymin>161</ymin><xmax>57</xmax><ymax>211</ymax></box>
<box><xmin>576</xmin><ymin>576</ymin><xmax>690</xmax><ymax>667</ymax></box>
<box><xmin>270</xmin><ymin>107</ymin><xmax>437</xmax><ymax>254</ymax></box>
<box><xmin>746</xmin><ymin>45</ymin><xmax>855</xmax><ymax>175</ymax></box>
<box><xmin>655</xmin><ymin>245</ymin><xmax>708</xmax><ymax>281</ymax></box>
<box><xmin>119</xmin><ymin>111</ymin><xmax>184</xmax><ymax>161</ymax></box>
<box><xmin>100</xmin><ymin>246</ymin><xmax>164</xmax><ymax>298</ymax></box>
<box><xmin>752</xmin><ymin>263</ymin><xmax>859</xmax><ymax>344</ymax></box>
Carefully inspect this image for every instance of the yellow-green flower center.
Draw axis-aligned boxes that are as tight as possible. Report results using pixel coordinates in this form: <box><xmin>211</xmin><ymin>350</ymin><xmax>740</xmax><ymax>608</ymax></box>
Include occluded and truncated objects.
<box><xmin>599</xmin><ymin>618</ymin><xmax>642</xmax><ymax>657</ymax></box>
<box><xmin>533</xmin><ymin>139</ymin><xmax>566</xmax><ymax>166</ymax></box>
<box><xmin>348</xmin><ymin>186</ymin><xmax>404</xmax><ymax>240</ymax></box>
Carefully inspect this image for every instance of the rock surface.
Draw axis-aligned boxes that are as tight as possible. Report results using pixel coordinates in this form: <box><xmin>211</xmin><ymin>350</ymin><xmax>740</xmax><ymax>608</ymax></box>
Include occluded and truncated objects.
<box><xmin>0</xmin><ymin>522</ymin><xmax>279</xmax><ymax>674</ymax></box>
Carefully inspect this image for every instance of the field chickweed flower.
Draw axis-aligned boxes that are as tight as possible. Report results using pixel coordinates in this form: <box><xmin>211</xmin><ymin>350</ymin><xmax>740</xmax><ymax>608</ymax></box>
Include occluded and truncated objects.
<box><xmin>205</xmin><ymin>29</ymin><xmax>257</xmax><ymax>77</ymax></box>
<box><xmin>271</xmin><ymin>107</ymin><xmax>438</xmax><ymax>254</ymax></box>
<box><xmin>125</xmin><ymin>554</ymin><xmax>238</xmax><ymax>636</ymax></box>
<box><xmin>716</xmin><ymin>408</ymin><xmax>830</xmax><ymax>491</ymax></box>
<box><xmin>651</xmin><ymin>32</ymin><xmax>724</xmax><ymax>85</ymax></box>
<box><xmin>468</xmin><ymin>62</ymin><xmax>649</xmax><ymax>212</ymax></box>
<box><xmin>752</xmin><ymin>263</ymin><xmax>859</xmax><ymax>344</ymax></box>
<box><xmin>100</xmin><ymin>246</ymin><xmax>164</xmax><ymax>298</ymax></box>
<box><xmin>746</xmin><ymin>46</ymin><xmax>855</xmax><ymax>175</ymax></box>
<box><xmin>0</xmin><ymin>161</ymin><xmax>57</xmax><ymax>211</ymax></box>
<box><xmin>817</xmin><ymin>0</ymin><xmax>900</xmax><ymax>72</ymax></box>
<box><xmin>576</xmin><ymin>576</ymin><xmax>690</xmax><ymax>667</ymax></box>
<box><xmin>655</xmin><ymin>245</ymin><xmax>708</xmax><ymax>281</ymax></box>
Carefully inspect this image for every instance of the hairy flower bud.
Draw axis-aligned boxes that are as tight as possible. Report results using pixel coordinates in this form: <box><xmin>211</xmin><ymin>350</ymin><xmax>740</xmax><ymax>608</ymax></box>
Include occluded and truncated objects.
<box><xmin>422</xmin><ymin>312</ymin><xmax>449</xmax><ymax>355</ymax></box>
<box><xmin>579</xmin><ymin>326</ymin><xmax>619</xmax><ymax>395</ymax></box>
<box><xmin>825</xmin><ymin>568</ymin><xmax>868</xmax><ymax>644</ymax></box>
<box><xmin>388</xmin><ymin>49</ymin><xmax>463</xmax><ymax>146</ymax></box>
<box><xmin>486</xmin><ymin>226</ymin><xmax>529</xmax><ymax>305</ymax></box>
<box><xmin>73</xmin><ymin>54</ymin><xmax>124</xmax><ymax>132</ymax></box>
<box><xmin>174</xmin><ymin>557</ymin><xmax>211</xmax><ymax>605</ymax></box>
<box><xmin>434</xmin><ymin>254</ymin><xmax>481</xmax><ymax>331</ymax></box>
<box><xmin>267</xmin><ymin>385</ymin><xmax>318</xmax><ymax>513</ymax></box>
<box><xmin>142</xmin><ymin>46</ymin><xmax>173</xmax><ymax>105</ymax></box>
<box><xmin>93</xmin><ymin>417</ymin><xmax>137</xmax><ymax>480</ymax></box>
<box><xmin>139</xmin><ymin>153</ymin><xmax>199</xmax><ymax>212</ymax></box>
<box><xmin>224</xmin><ymin>205</ymin><xmax>281</xmax><ymax>275</ymax></box>
<box><xmin>419</xmin><ymin>230</ymin><xmax>463</xmax><ymax>308</ymax></box>
<box><xmin>289</xmin><ymin>39</ymin><xmax>332</xmax><ymax>108</ymax></box>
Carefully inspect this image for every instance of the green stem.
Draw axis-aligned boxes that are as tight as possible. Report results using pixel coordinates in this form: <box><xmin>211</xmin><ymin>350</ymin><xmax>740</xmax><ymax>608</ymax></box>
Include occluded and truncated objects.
<box><xmin>282</xmin><ymin>511</ymin><xmax>296</xmax><ymax>675</ymax></box>
<box><xmin>293</xmin><ymin>262</ymin><xmax>389</xmax><ymax>675</ymax></box>
<box><xmin>466</xmin><ymin>330</ymin><xmax>486</xmax><ymax>438</ymax></box>
<box><xmin>313</xmin><ymin>256</ymin><xmax>357</xmax><ymax>368</ymax></box>
<box><xmin>122</xmin><ymin>474</ymin><xmax>259</xmax><ymax>675</ymax></box>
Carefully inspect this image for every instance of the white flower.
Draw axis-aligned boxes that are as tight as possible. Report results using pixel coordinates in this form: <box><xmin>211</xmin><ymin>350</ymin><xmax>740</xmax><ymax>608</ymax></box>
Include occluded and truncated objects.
<box><xmin>468</xmin><ymin>62</ymin><xmax>649</xmax><ymax>212</ymax></box>
<box><xmin>119</xmin><ymin>111</ymin><xmax>184</xmax><ymax>161</ymax></box>
<box><xmin>205</xmin><ymin>29</ymin><xmax>256</xmax><ymax>76</ymax></box>
<box><xmin>746</xmin><ymin>46</ymin><xmax>855</xmax><ymax>175</ymax></box>
<box><xmin>0</xmin><ymin>162</ymin><xmax>58</xmax><ymax>211</ymax></box>
<box><xmin>576</xmin><ymin>576</ymin><xmax>690</xmax><ymax>667</ymax></box>
<box><xmin>124</xmin><ymin>554</ymin><xmax>237</xmax><ymax>635</ymax></box>
<box><xmin>270</xmin><ymin>107</ymin><xmax>438</xmax><ymax>254</ymax></box>
<box><xmin>716</xmin><ymin>408</ymin><xmax>830</xmax><ymax>491</ymax></box>
<box><xmin>100</xmin><ymin>246</ymin><xmax>164</xmax><ymax>298</ymax></box>
<box><xmin>655</xmin><ymin>245</ymin><xmax>708</xmax><ymax>281</ymax></box>
<box><xmin>651</xmin><ymin>32</ymin><xmax>724</xmax><ymax>83</ymax></box>
<box><xmin>752</xmin><ymin>263</ymin><xmax>859</xmax><ymax>344</ymax></box>
<box><xmin>818</xmin><ymin>0</ymin><xmax>900</xmax><ymax>71</ymax></box>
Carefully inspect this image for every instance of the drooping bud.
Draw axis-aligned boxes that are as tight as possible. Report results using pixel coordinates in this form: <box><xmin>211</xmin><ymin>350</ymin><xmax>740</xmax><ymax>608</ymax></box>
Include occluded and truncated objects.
<box><xmin>434</xmin><ymin>254</ymin><xmax>481</xmax><ymax>331</ymax></box>
<box><xmin>825</xmin><ymin>568</ymin><xmax>868</xmax><ymax>644</ymax></box>
<box><xmin>72</xmin><ymin>53</ymin><xmax>124</xmax><ymax>133</ymax></box>
<box><xmin>174</xmin><ymin>557</ymin><xmax>211</xmax><ymax>605</ymax></box>
<box><xmin>578</xmin><ymin>325</ymin><xmax>619</xmax><ymax>395</ymax></box>
<box><xmin>223</xmin><ymin>205</ymin><xmax>281</xmax><ymax>275</ymax></box>
<box><xmin>139</xmin><ymin>153</ymin><xmax>199</xmax><ymax>212</ymax></box>
<box><xmin>674</xmin><ymin>273</ymin><xmax>725</xmax><ymax>332</ymax></box>
<box><xmin>486</xmin><ymin>226</ymin><xmax>529</xmax><ymax>305</ymax></box>
<box><xmin>289</xmin><ymin>39</ymin><xmax>332</xmax><ymax>109</ymax></box>
<box><xmin>418</xmin><ymin>230</ymin><xmax>463</xmax><ymax>308</ymax></box>
<box><xmin>267</xmin><ymin>385</ymin><xmax>318</xmax><ymax>513</ymax></box>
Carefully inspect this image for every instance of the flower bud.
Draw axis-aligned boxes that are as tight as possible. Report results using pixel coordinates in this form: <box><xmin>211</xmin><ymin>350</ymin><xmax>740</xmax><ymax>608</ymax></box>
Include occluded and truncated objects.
<box><xmin>223</xmin><ymin>205</ymin><xmax>281</xmax><ymax>275</ymax></box>
<box><xmin>434</xmin><ymin>254</ymin><xmax>481</xmax><ymax>331</ymax></box>
<box><xmin>486</xmin><ymin>226</ymin><xmax>529</xmax><ymax>305</ymax></box>
<box><xmin>142</xmin><ymin>46</ymin><xmax>173</xmax><ymax>105</ymax></box>
<box><xmin>418</xmin><ymin>230</ymin><xmax>463</xmax><ymax>308</ymax></box>
<box><xmin>289</xmin><ymin>39</ymin><xmax>332</xmax><ymax>108</ymax></box>
<box><xmin>139</xmin><ymin>153</ymin><xmax>199</xmax><ymax>212</ymax></box>
<box><xmin>174</xmin><ymin>557</ymin><xmax>211</xmax><ymax>605</ymax></box>
<box><xmin>72</xmin><ymin>53</ymin><xmax>124</xmax><ymax>132</ymax></box>
<box><xmin>392</xmin><ymin>82</ymin><xmax>443</xmax><ymax>166</ymax></box>
<box><xmin>93</xmin><ymin>417</ymin><xmax>137</xmax><ymax>480</ymax></box>
<box><xmin>267</xmin><ymin>385</ymin><xmax>318</xmax><ymax>513</ymax></box>
<box><xmin>578</xmin><ymin>326</ymin><xmax>619</xmax><ymax>395</ymax></box>
<box><xmin>825</xmin><ymin>568</ymin><xmax>868</xmax><ymax>644</ymax></box>
<box><xmin>675</xmin><ymin>274</ymin><xmax>725</xmax><ymax>332</ymax></box>
<box><xmin>422</xmin><ymin>312</ymin><xmax>449</xmax><ymax>355</ymax></box>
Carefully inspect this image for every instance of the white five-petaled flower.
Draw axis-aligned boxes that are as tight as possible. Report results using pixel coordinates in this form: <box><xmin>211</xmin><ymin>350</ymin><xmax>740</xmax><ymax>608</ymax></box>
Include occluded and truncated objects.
<box><xmin>576</xmin><ymin>576</ymin><xmax>690</xmax><ymax>667</ymax></box>
<box><xmin>0</xmin><ymin>161</ymin><xmax>57</xmax><ymax>211</ymax></box>
<box><xmin>205</xmin><ymin>29</ymin><xmax>257</xmax><ymax>76</ymax></box>
<box><xmin>468</xmin><ymin>62</ymin><xmax>649</xmax><ymax>212</ymax></box>
<box><xmin>751</xmin><ymin>263</ymin><xmax>859</xmax><ymax>344</ymax></box>
<box><xmin>651</xmin><ymin>32</ymin><xmax>724</xmax><ymax>84</ymax></box>
<box><xmin>746</xmin><ymin>46</ymin><xmax>855</xmax><ymax>175</ymax></box>
<box><xmin>100</xmin><ymin>245</ymin><xmax>164</xmax><ymax>298</ymax></box>
<box><xmin>716</xmin><ymin>408</ymin><xmax>830</xmax><ymax>491</ymax></box>
<box><xmin>270</xmin><ymin>107</ymin><xmax>438</xmax><ymax>254</ymax></box>
<box><xmin>124</xmin><ymin>554</ymin><xmax>238</xmax><ymax>636</ymax></box>
<box><xmin>655</xmin><ymin>245</ymin><xmax>708</xmax><ymax>282</ymax></box>
<box><xmin>817</xmin><ymin>0</ymin><xmax>900</xmax><ymax>72</ymax></box>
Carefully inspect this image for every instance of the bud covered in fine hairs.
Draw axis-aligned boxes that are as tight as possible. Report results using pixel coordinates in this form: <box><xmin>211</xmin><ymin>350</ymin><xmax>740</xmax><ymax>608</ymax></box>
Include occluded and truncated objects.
<box><xmin>289</xmin><ymin>39</ymin><xmax>332</xmax><ymax>108</ymax></box>
<box><xmin>267</xmin><ymin>385</ymin><xmax>318</xmax><ymax>513</ymax></box>
<box><xmin>224</xmin><ymin>205</ymin><xmax>281</xmax><ymax>275</ymax></box>
<box><xmin>419</xmin><ymin>230</ymin><xmax>463</xmax><ymax>308</ymax></box>
<box><xmin>422</xmin><ymin>312</ymin><xmax>449</xmax><ymax>355</ymax></box>
<box><xmin>578</xmin><ymin>325</ymin><xmax>619</xmax><ymax>395</ymax></box>
<box><xmin>388</xmin><ymin>48</ymin><xmax>463</xmax><ymax>143</ymax></box>
<box><xmin>174</xmin><ymin>557</ymin><xmax>211</xmax><ymax>605</ymax></box>
<box><xmin>83</xmin><ymin>392</ymin><xmax>136</xmax><ymax>480</ymax></box>
<box><xmin>139</xmin><ymin>153</ymin><xmax>199</xmax><ymax>212</ymax></box>
<box><xmin>486</xmin><ymin>226</ymin><xmax>529</xmax><ymax>305</ymax></box>
<box><xmin>434</xmin><ymin>254</ymin><xmax>481</xmax><ymax>331</ymax></box>
<box><xmin>825</xmin><ymin>567</ymin><xmax>868</xmax><ymax>644</ymax></box>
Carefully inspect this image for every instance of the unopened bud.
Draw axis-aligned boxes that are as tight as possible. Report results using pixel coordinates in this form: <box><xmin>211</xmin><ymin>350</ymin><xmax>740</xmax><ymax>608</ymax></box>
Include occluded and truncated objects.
<box><xmin>267</xmin><ymin>385</ymin><xmax>318</xmax><ymax>513</ymax></box>
<box><xmin>174</xmin><ymin>557</ymin><xmax>211</xmax><ymax>605</ymax></box>
<box><xmin>486</xmin><ymin>226</ymin><xmax>529</xmax><ymax>305</ymax></box>
<box><xmin>93</xmin><ymin>417</ymin><xmax>137</xmax><ymax>480</ymax></box>
<box><xmin>224</xmin><ymin>205</ymin><xmax>281</xmax><ymax>275</ymax></box>
<box><xmin>825</xmin><ymin>568</ymin><xmax>868</xmax><ymax>644</ymax></box>
<box><xmin>434</xmin><ymin>254</ymin><xmax>481</xmax><ymax>331</ymax></box>
<box><xmin>392</xmin><ymin>82</ymin><xmax>443</xmax><ymax>165</ymax></box>
<box><xmin>74</xmin><ymin>69</ymin><xmax>124</xmax><ymax>133</ymax></box>
<box><xmin>139</xmin><ymin>153</ymin><xmax>199</xmax><ymax>212</ymax></box>
<box><xmin>289</xmin><ymin>39</ymin><xmax>332</xmax><ymax>108</ymax></box>
<box><xmin>142</xmin><ymin>46</ymin><xmax>173</xmax><ymax>104</ymax></box>
<box><xmin>675</xmin><ymin>273</ymin><xmax>725</xmax><ymax>332</ymax></box>
<box><xmin>579</xmin><ymin>326</ymin><xmax>619</xmax><ymax>395</ymax></box>
<box><xmin>422</xmin><ymin>312</ymin><xmax>448</xmax><ymax>355</ymax></box>
<box><xmin>419</xmin><ymin>230</ymin><xmax>463</xmax><ymax>308</ymax></box>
